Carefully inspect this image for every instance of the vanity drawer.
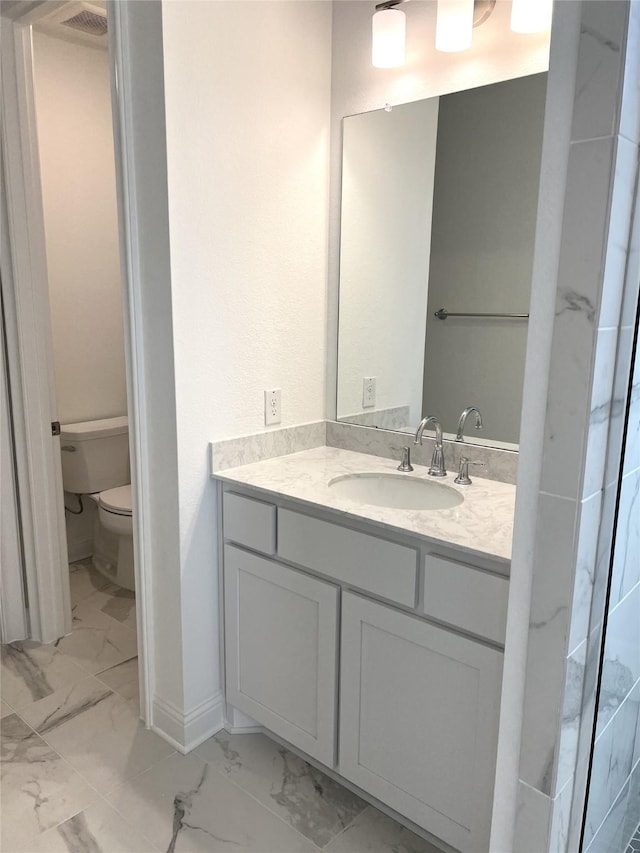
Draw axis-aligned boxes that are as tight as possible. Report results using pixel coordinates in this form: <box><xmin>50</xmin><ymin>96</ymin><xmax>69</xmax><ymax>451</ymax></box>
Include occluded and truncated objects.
<box><xmin>223</xmin><ymin>491</ymin><xmax>276</xmax><ymax>555</ymax></box>
<box><xmin>422</xmin><ymin>554</ymin><xmax>509</xmax><ymax>645</ymax></box>
<box><xmin>278</xmin><ymin>508</ymin><xmax>418</xmax><ymax>608</ymax></box>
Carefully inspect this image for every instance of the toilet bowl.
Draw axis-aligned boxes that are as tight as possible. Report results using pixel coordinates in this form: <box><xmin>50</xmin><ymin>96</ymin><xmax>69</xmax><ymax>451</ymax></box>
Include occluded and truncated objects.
<box><xmin>60</xmin><ymin>417</ymin><xmax>135</xmax><ymax>592</ymax></box>
<box><xmin>93</xmin><ymin>485</ymin><xmax>135</xmax><ymax>590</ymax></box>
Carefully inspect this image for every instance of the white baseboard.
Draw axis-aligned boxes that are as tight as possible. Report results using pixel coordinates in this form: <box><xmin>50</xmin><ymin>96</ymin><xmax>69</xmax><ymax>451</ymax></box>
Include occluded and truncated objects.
<box><xmin>67</xmin><ymin>539</ymin><xmax>93</xmax><ymax>563</ymax></box>
<box><xmin>152</xmin><ymin>692</ymin><xmax>225</xmax><ymax>754</ymax></box>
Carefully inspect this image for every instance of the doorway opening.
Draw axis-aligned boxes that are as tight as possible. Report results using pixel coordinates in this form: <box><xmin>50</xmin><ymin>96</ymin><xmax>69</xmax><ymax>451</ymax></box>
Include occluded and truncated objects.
<box><xmin>1</xmin><ymin>0</ymin><xmax>146</xmax><ymax>720</ymax></box>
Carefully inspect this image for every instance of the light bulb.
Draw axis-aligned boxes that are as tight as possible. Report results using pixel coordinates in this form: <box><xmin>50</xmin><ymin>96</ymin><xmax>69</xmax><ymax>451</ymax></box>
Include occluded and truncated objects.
<box><xmin>372</xmin><ymin>8</ymin><xmax>406</xmax><ymax>68</ymax></box>
<box><xmin>511</xmin><ymin>0</ymin><xmax>553</xmax><ymax>34</ymax></box>
<box><xmin>435</xmin><ymin>0</ymin><xmax>474</xmax><ymax>52</ymax></box>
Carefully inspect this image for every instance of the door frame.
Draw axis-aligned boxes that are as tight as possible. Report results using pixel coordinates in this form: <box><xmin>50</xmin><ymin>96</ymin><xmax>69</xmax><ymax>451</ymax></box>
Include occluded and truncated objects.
<box><xmin>0</xmin><ymin>0</ymin><xmax>154</xmax><ymax>723</ymax></box>
<box><xmin>1</xmin><ymin>4</ymin><xmax>71</xmax><ymax>644</ymax></box>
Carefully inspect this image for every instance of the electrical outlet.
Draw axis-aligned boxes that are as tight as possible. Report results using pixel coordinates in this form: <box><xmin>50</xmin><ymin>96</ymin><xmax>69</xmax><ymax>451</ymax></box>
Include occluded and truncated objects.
<box><xmin>363</xmin><ymin>377</ymin><xmax>376</xmax><ymax>408</ymax></box>
<box><xmin>264</xmin><ymin>388</ymin><xmax>282</xmax><ymax>425</ymax></box>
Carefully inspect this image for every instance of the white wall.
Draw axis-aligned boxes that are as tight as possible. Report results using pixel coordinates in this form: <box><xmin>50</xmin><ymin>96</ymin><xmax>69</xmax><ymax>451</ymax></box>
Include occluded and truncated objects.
<box><xmin>32</xmin><ymin>31</ymin><xmax>126</xmax><ymax>425</ymax></box>
<box><xmin>337</xmin><ymin>99</ymin><xmax>438</xmax><ymax>424</ymax></box>
<box><xmin>163</xmin><ymin>0</ymin><xmax>331</xmax><ymax>444</ymax></box>
<box><xmin>327</xmin><ymin>0</ymin><xmax>551</xmax><ymax>418</ymax></box>
<box><xmin>161</xmin><ymin>0</ymin><xmax>332</xmax><ymax>721</ymax></box>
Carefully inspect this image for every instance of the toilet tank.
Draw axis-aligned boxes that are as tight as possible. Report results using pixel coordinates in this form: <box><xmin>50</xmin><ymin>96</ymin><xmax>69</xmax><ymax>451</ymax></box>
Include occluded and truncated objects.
<box><xmin>60</xmin><ymin>416</ymin><xmax>129</xmax><ymax>494</ymax></box>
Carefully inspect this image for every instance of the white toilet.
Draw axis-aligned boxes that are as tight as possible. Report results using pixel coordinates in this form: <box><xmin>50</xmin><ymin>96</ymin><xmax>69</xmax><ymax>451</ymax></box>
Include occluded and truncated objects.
<box><xmin>59</xmin><ymin>416</ymin><xmax>135</xmax><ymax>590</ymax></box>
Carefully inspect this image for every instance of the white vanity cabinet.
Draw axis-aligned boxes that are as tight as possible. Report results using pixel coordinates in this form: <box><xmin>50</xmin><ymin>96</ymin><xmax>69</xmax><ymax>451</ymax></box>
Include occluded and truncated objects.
<box><xmin>224</xmin><ymin>544</ymin><xmax>339</xmax><ymax>767</ymax></box>
<box><xmin>339</xmin><ymin>591</ymin><xmax>503</xmax><ymax>853</ymax></box>
<box><xmin>220</xmin><ymin>485</ymin><xmax>509</xmax><ymax>852</ymax></box>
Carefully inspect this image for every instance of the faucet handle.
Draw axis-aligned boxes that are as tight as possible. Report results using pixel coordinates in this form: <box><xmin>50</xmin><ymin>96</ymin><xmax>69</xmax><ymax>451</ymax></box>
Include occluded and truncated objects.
<box><xmin>454</xmin><ymin>457</ymin><xmax>485</xmax><ymax>485</ymax></box>
<box><xmin>397</xmin><ymin>446</ymin><xmax>414</xmax><ymax>473</ymax></box>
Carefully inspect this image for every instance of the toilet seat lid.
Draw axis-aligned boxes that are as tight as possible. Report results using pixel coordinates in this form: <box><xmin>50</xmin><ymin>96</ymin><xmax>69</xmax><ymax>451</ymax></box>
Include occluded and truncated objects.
<box><xmin>99</xmin><ymin>485</ymin><xmax>132</xmax><ymax>516</ymax></box>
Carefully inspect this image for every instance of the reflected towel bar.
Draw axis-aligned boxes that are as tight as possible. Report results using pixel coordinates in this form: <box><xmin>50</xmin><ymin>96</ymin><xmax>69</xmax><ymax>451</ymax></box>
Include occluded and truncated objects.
<box><xmin>434</xmin><ymin>308</ymin><xmax>529</xmax><ymax>320</ymax></box>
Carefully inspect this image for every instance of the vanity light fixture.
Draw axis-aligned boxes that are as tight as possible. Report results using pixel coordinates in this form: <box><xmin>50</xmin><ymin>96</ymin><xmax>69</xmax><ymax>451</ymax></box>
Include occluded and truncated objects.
<box><xmin>510</xmin><ymin>0</ymin><xmax>553</xmax><ymax>33</ymax></box>
<box><xmin>435</xmin><ymin>0</ymin><xmax>475</xmax><ymax>52</ymax></box>
<box><xmin>372</xmin><ymin>0</ymin><xmax>407</xmax><ymax>69</ymax></box>
<box><xmin>371</xmin><ymin>0</ymin><xmax>531</xmax><ymax>66</ymax></box>
<box><xmin>434</xmin><ymin>0</ymin><xmax>497</xmax><ymax>53</ymax></box>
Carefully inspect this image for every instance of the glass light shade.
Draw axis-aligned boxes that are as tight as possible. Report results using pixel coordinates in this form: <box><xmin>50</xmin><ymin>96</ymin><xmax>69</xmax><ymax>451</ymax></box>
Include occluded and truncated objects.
<box><xmin>372</xmin><ymin>8</ymin><xmax>406</xmax><ymax>68</ymax></box>
<box><xmin>511</xmin><ymin>0</ymin><xmax>553</xmax><ymax>33</ymax></box>
<box><xmin>435</xmin><ymin>0</ymin><xmax>474</xmax><ymax>52</ymax></box>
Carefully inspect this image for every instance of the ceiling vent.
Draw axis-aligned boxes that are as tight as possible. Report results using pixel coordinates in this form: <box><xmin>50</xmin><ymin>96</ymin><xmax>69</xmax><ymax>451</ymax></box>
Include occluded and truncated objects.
<box><xmin>60</xmin><ymin>9</ymin><xmax>107</xmax><ymax>37</ymax></box>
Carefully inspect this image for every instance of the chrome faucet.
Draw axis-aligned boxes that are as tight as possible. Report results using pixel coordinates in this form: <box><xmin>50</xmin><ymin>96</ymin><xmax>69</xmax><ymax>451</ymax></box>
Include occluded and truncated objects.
<box><xmin>456</xmin><ymin>406</ymin><xmax>483</xmax><ymax>442</ymax></box>
<box><xmin>397</xmin><ymin>446</ymin><xmax>414</xmax><ymax>472</ymax></box>
<box><xmin>454</xmin><ymin>456</ymin><xmax>485</xmax><ymax>485</ymax></box>
<box><xmin>414</xmin><ymin>416</ymin><xmax>447</xmax><ymax>477</ymax></box>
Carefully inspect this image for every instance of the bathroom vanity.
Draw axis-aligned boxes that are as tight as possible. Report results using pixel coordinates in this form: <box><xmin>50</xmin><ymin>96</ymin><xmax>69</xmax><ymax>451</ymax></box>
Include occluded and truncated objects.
<box><xmin>214</xmin><ymin>446</ymin><xmax>515</xmax><ymax>853</ymax></box>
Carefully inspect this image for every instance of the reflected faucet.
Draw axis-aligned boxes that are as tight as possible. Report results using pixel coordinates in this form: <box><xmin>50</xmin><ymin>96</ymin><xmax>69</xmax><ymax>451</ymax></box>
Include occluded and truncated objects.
<box><xmin>456</xmin><ymin>406</ymin><xmax>483</xmax><ymax>442</ymax></box>
<box><xmin>414</xmin><ymin>416</ymin><xmax>447</xmax><ymax>477</ymax></box>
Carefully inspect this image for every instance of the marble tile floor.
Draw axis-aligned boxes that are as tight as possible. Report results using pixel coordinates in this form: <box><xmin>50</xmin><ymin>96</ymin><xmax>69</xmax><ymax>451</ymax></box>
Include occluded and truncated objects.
<box><xmin>2</xmin><ymin>718</ymin><xmax>444</xmax><ymax>853</ymax></box>
<box><xmin>1</xmin><ymin>563</ymin><xmax>442</xmax><ymax>853</ymax></box>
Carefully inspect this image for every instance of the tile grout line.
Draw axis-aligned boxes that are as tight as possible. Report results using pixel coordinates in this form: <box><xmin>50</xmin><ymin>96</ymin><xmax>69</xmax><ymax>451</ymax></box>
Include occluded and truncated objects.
<box><xmin>12</xmin><ymin>783</ymin><xmax>163</xmax><ymax>853</ymax></box>
<box><xmin>585</xmin><ymin>754</ymin><xmax>640</xmax><ymax>849</ymax></box>
<box><xmin>1</xmin><ymin>564</ymin><xmax>160</xmax><ymax>850</ymax></box>
<box><xmin>3</xmin><ymin>706</ymin><xmax>115</xmax><ymax>847</ymax></box>
<box><xmin>196</xmin><ymin>753</ymin><xmax>326</xmax><ymax>850</ymax></box>
<box><xmin>10</xmin><ymin>673</ymin><xmax>175</xmax><ymax>810</ymax></box>
<box><xmin>93</xmin><ymin>656</ymin><xmax>140</xmax><ymax>706</ymax></box>
<box><xmin>191</xmin><ymin>736</ymin><xmax>376</xmax><ymax>851</ymax></box>
<box><xmin>30</xmin><ymin>701</ymin><xmax>178</xmax><ymax>807</ymax></box>
<box><xmin>321</xmin><ymin>805</ymin><xmax>373</xmax><ymax>851</ymax></box>
<box><xmin>2</xmin><ymin>650</ymin><xmax>121</xmax><ymax>719</ymax></box>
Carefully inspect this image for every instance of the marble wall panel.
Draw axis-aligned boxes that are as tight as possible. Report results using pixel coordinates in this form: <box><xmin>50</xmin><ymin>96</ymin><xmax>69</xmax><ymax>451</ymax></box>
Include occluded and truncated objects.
<box><xmin>586</xmin><ymin>776</ymin><xmax>631</xmax><ymax>852</ymax></box>
<box><xmin>520</xmin><ymin>494</ymin><xmax>577</xmax><ymax>795</ymax></box>
<box><xmin>585</xmin><ymin>683</ymin><xmax>639</xmax><ymax>845</ymax></box>
<box><xmin>571</xmin><ymin>0</ymin><xmax>627</xmax><ymax>143</ymax></box>
<box><xmin>589</xmin><ymin>481</ymin><xmax>618</xmax><ymax>637</ymax></box>
<box><xmin>610</xmin><ymin>469</ymin><xmax>640</xmax><ymax>608</ymax></box>
<box><xmin>539</xmin><ymin>136</ymin><xmax>616</xmax><ymax>501</ymax></box>
<box><xmin>569</xmin><ymin>491</ymin><xmax>602</xmax><ymax>655</ymax></box>
<box><xmin>325</xmin><ymin>420</ymin><xmax>518</xmax><ymax>484</ymax></box>
<box><xmin>621</xmin><ymin>183</ymin><xmax>640</xmax><ymax>332</ymax></box>
<box><xmin>607</xmin><ymin>327</ymin><xmax>638</xmax><ymax>488</ymax></box>
<box><xmin>210</xmin><ymin>421</ymin><xmax>326</xmax><ymax>472</ymax></box>
<box><xmin>557</xmin><ymin>640</ymin><xmax>587</xmax><ymax>796</ymax></box>
<box><xmin>620</xmin><ymin>0</ymin><xmax>640</xmax><ymax>145</ymax></box>
<box><xmin>622</xmin><ymin>762</ymin><xmax>640</xmax><ymax>847</ymax></box>
<box><xmin>548</xmin><ymin>776</ymin><xmax>574</xmax><ymax>853</ymax></box>
<box><xmin>580</xmin><ymin>627</ymin><xmax>604</xmax><ymax>760</ymax></box>
<box><xmin>209</xmin><ymin>419</ymin><xmax>521</xmax><ymax>486</ymax></box>
<box><xmin>622</xmin><ymin>338</ymin><xmax>640</xmax><ymax>478</ymax></box>
<box><xmin>583</xmin><ymin>328</ymin><xmax>624</xmax><ymax>500</ymax></box>
<box><xmin>598</xmin><ymin>136</ymin><xmax>639</xmax><ymax>327</ymax></box>
<box><xmin>597</xmin><ymin>588</ymin><xmax>640</xmax><ymax>734</ymax></box>
<box><xmin>514</xmin><ymin>781</ymin><xmax>551</xmax><ymax>853</ymax></box>
<box><xmin>567</xmin><ymin>755</ymin><xmax>591</xmax><ymax>853</ymax></box>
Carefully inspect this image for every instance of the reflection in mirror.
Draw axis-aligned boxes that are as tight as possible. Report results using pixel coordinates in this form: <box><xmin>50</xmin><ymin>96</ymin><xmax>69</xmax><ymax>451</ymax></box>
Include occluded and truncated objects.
<box><xmin>336</xmin><ymin>72</ymin><xmax>547</xmax><ymax>449</ymax></box>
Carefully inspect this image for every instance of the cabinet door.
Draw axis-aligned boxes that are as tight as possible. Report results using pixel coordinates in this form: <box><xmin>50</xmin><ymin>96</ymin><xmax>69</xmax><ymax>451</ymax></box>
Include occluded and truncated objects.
<box><xmin>224</xmin><ymin>545</ymin><xmax>339</xmax><ymax>766</ymax></box>
<box><xmin>339</xmin><ymin>591</ymin><xmax>503</xmax><ymax>853</ymax></box>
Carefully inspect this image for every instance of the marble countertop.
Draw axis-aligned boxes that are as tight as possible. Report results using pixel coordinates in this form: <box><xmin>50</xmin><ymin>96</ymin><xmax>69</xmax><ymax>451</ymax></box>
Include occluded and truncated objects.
<box><xmin>213</xmin><ymin>446</ymin><xmax>516</xmax><ymax>563</ymax></box>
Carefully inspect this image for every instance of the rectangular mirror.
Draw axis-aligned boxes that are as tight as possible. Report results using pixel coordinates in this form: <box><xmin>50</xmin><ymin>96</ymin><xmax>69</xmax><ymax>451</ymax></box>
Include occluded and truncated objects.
<box><xmin>336</xmin><ymin>72</ymin><xmax>547</xmax><ymax>449</ymax></box>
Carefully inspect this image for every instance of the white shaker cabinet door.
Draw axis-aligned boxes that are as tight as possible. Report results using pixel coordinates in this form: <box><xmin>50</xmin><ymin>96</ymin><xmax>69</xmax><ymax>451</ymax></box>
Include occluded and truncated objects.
<box><xmin>339</xmin><ymin>591</ymin><xmax>503</xmax><ymax>853</ymax></box>
<box><xmin>224</xmin><ymin>545</ymin><xmax>339</xmax><ymax>766</ymax></box>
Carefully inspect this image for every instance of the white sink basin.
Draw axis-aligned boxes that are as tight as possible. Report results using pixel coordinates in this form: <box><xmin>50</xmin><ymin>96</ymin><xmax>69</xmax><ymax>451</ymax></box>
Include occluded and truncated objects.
<box><xmin>328</xmin><ymin>473</ymin><xmax>464</xmax><ymax>511</ymax></box>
